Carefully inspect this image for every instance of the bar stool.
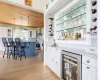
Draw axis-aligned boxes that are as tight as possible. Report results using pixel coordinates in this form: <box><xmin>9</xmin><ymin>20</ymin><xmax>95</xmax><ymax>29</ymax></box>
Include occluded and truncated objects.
<box><xmin>8</xmin><ymin>38</ymin><xmax>14</xmax><ymax>59</ymax></box>
<box><xmin>2</xmin><ymin>38</ymin><xmax>10</xmax><ymax>58</ymax></box>
<box><xmin>15</xmin><ymin>38</ymin><xmax>21</xmax><ymax>60</ymax></box>
<box><xmin>21</xmin><ymin>42</ymin><xmax>26</xmax><ymax>59</ymax></box>
<box><xmin>15</xmin><ymin>38</ymin><xmax>26</xmax><ymax>60</ymax></box>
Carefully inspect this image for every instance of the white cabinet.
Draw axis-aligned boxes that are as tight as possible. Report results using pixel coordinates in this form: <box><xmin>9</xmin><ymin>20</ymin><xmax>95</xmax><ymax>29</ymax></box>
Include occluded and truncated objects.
<box><xmin>29</xmin><ymin>30</ymin><xmax>36</xmax><ymax>38</ymax></box>
<box><xmin>54</xmin><ymin>49</ymin><xmax>61</xmax><ymax>77</ymax></box>
<box><xmin>46</xmin><ymin>47</ymin><xmax>61</xmax><ymax>77</ymax></box>
<box><xmin>82</xmin><ymin>56</ymin><xmax>97</xmax><ymax>80</ymax></box>
<box><xmin>46</xmin><ymin>47</ymin><xmax>53</xmax><ymax>70</ymax></box>
<box><xmin>82</xmin><ymin>64</ymin><xmax>97</xmax><ymax>80</ymax></box>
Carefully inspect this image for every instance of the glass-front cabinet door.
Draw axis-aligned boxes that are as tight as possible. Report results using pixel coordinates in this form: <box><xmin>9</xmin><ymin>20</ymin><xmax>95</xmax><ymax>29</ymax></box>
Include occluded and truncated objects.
<box><xmin>54</xmin><ymin>0</ymin><xmax>93</xmax><ymax>44</ymax></box>
<box><xmin>62</xmin><ymin>52</ymin><xmax>82</xmax><ymax>80</ymax></box>
<box><xmin>55</xmin><ymin>0</ymin><xmax>86</xmax><ymax>41</ymax></box>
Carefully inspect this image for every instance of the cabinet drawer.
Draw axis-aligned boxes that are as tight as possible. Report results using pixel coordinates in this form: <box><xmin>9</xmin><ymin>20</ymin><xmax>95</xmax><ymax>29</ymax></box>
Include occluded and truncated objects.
<box><xmin>82</xmin><ymin>56</ymin><xmax>97</xmax><ymax>68</ymax></box>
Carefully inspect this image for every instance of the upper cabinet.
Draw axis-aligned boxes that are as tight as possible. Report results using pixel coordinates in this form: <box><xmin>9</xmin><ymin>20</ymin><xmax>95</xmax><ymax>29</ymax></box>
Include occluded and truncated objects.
<box><xmin>45</xmin><ymin>0</ymin><xmax>97</xmax><ymax>45</ymax></box>
<box><xmin>0</xmin><ymin>1</ymin><xmax>44</xmax><ymax>28</ymax></box>
<box><xmin>55</xmin><ymin>0</ymin><xmax>86</xmax><ymax>41</ymax></box>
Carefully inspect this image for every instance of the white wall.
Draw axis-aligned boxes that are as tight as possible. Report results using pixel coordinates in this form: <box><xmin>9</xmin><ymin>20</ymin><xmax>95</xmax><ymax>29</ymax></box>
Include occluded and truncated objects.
<box><xmin>3</xmin><ymin>0</ymin><xmax>47</xmax><ymax>13</ymax></box>
<box><xmin>7</xmin><ymin>0</ymin><xmax>24</xmax><ymax>5</ymax></box>
<box><xmin>32</xmin><ymin>0</ymin><xmax>48</xmax><ymax>13</ymax></box>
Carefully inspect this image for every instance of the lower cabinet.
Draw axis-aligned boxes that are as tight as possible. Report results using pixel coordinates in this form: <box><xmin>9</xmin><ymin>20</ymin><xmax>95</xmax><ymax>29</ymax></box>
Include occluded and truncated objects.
<box><xmin>46</xmin><ymin>47</ymin><xmax>61</xmax><ymax>78</ymax></box>
<box><xmin>46</xmin><ymin>47</ymin><xmax>97</xmax><ymax>80</ymax></box>
<box><xmin>82</xmin><ymin>56</ymin><xmax>97</xmax><ymax>80</ymax></box>
<box><xmin>82</xmin><ymin>64</ymin><xmax>97</xmax><ymax>80</ymax></box>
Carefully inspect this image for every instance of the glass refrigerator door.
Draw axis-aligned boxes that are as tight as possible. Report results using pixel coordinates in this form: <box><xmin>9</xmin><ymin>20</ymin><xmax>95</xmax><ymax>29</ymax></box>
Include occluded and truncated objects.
<box><xmin>63</xmin><ymin>56</ymin><xmax>78</xmax><ymax>80</ymax></box>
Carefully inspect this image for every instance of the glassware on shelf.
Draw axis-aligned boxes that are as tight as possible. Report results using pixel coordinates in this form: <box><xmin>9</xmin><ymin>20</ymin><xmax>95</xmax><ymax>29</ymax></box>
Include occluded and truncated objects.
<box><xmin>55</xmin><ymin>0</ymin><xmax>86</xmax><ymax>41</ymax></box>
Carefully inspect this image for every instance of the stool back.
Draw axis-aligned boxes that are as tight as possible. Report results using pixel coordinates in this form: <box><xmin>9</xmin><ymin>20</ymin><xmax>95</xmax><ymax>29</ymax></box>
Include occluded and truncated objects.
<box><xmin>8</xmin><ymin>38</ymin><xmax>14</xmax><ymax>47</ymax></box>
<box><xmin>2</xmin><ymin>38</ymin><xmax>8</xmax><ymax>47</ymax></box>
<box><xmin>15</xmin><ymin>38</ymin><xmax>21</xmax><ymax>47</ymax></box>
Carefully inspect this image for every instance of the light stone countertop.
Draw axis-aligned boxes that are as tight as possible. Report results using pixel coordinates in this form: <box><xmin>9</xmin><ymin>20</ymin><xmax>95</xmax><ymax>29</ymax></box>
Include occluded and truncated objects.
<box><xmin>47</xmin><ymin>45</ymin><xmax>97</xmax><ymax>59</ymax></box>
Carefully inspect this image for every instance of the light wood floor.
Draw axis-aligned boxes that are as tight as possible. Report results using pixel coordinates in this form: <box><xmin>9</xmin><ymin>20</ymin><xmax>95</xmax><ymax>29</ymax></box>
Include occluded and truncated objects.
<box><xmin>0</xmin><ymin>50</ymin><xmax>59</xmax><ymax>80</ymax></box>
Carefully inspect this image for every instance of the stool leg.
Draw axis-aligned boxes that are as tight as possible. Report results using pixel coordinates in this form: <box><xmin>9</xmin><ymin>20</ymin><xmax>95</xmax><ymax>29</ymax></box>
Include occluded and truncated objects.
<box><xmin>7</xmin><ymin>47</ymin><xmax>8</xmax><ymax>58</ymax></box>
<box><xmin>23</xmin><ymin>48</ymin><xmax>26</xmax><ymax>59</ymax></box>
<box><xmin>3</xmin><ymin>47</ymin><xmax>6</xmax><ymax>58</ymax></box>
<box><xmin>20</xmin><ymin>55</ymin><xmax>22</xmax><ymax>61</ymax></box>
<box><xmin>15</xmin><ymin>55</ymin><xmax>17</xmax><ymax>60</ymax></box>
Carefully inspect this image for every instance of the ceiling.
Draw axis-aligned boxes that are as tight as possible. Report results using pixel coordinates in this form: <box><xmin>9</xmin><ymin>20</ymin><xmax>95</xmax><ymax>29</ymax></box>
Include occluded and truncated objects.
<box><xmin>0</xmin><ymin>1</ymin><xmax>44</xmax><ymax>28</ymax></box>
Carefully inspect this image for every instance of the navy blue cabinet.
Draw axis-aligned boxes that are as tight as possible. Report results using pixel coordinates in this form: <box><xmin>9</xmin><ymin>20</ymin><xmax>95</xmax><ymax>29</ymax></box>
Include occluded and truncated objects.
<box><xmin>25</xmin><ymin>42</ymin><xmax>36</xmax><ymax>56</ymax></box>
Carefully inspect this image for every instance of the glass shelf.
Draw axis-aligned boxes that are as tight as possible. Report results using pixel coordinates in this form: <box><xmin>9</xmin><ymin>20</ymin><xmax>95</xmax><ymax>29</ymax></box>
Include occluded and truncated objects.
<box><xmin>55</xmin><ymin>0</ymin><xmax>86</xmax><ymax>41</ymax></box>
<box><xmin>56</xmin><ymin>25</ymin><xmax>86</xmax><ymax>32</ymax></box>
<box><xmin>56</xmin><ymin>13</ymin><xmax>86</xmax><ymax>26</ymax></box>
<box><xmin>56</xmin><ymin>3</ymin><xmax>86</xmax><ymax>21</ymax></box>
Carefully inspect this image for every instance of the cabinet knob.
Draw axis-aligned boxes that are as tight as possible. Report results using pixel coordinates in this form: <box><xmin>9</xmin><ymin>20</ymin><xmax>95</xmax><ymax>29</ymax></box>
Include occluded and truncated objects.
<box><xmin>87</xmin><ymin>67</ymin><xmax>90</xmax><ymax>69</ymax></box>
<box><xmin>86</xmin><ymin>59</ymin><xmax>90</xmax><ymax>63</ymax></box>
<box><xmin>90</xmin><ymin>49</ymin><xmax>95</xmax><ymax>51</ymax></box>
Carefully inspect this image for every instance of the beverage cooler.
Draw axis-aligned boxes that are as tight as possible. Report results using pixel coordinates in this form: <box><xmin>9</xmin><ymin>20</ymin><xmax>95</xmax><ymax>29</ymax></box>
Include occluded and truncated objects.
<box><xmin>61</xmin><ymin>51</ymin><xmax>82</xmax><ymax>80</ymax></box>
<box><xmin>54</xmin><ymin>0</ymin><xmax>97</xmax><ymax>45</ymax></box>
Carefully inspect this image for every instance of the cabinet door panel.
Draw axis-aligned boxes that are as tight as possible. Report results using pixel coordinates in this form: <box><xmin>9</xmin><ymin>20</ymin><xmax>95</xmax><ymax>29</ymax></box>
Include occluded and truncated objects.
<box><xmin>82</xmin><ymin>64</ymin><xmax>96</xmax><ymax>80</ymax></box>
<box><xmin>82</xmin><ymin>64</ymin><xmax>88</xmax><ymax>80</ymax></box>
<box><xmin>88</xmin><ymin>66</ymin><xmax>97</xmax><ymax>80</ymax></box>
<box><xmin>55</xmin><ymin>49</ymin><xmax>61</xmax><ymax>77</ymax></box>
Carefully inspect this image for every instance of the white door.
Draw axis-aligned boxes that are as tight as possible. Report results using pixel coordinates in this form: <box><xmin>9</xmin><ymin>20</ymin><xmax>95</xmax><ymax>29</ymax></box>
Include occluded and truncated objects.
<box><xmin>82</xmin><ymin>64</ymin><xmax>96</xmax><ymax>80</ymax></box>
<box><xmin>46</xmin><ymin>47</ymin><xmax>53</xmax><ymax>69</ymax></box>
<box><xmin>55</xmin><ymin>49</ymin><xmax>61</xmax><ymax>77</ymax></box>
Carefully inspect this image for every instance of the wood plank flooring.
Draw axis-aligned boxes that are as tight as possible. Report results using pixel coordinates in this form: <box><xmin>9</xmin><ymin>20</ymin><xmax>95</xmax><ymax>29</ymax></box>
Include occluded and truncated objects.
<box><xmin>0</xmin><ymin>50</ymin><xmax>59</xmax><ymax>80</ymax></box>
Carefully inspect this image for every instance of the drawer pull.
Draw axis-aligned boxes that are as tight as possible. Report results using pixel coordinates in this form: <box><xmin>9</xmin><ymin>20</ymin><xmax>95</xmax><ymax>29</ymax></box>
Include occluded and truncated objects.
<box><xmin>90</xmin><ymin>49</ymin><xmax>95</xmax><ymax>51</ymax></box>
<box><xmin>87</xmin><ymin>67</ymin><xmax>90</xmax><ymax>69</ymax></box>
<box><xmin>86</xmin><ymin>59</ymin><xmax>90</xmax><ymax>63</ymax></box>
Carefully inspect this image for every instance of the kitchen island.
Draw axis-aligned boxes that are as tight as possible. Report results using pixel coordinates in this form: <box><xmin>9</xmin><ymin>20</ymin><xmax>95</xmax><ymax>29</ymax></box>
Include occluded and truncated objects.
<box><xmin>24</xmin><ymin>42</ymin><xmax>36</xmax><ymax>56</ymax></box>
